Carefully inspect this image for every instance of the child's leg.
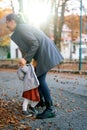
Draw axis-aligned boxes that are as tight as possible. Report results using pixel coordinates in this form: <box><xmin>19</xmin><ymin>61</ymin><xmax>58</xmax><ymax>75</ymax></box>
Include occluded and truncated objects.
<box><xmin>22</xmin><ymin>99</ymin><xmax>32</xmax><ymax>116</ymax></box>
<box><xmin>29</xmin><ymin>101</ymin><xmax>39</xmax><ymax>114</ymax></box>
<box><xmin>30</xmin><ymin>101</ymin><xmax>39</xmax><ymax>108</ymax></box>
<box><xmin>22</xmin><ymin>98</ymin><xmax>29</xmax><ymax>111</ymax></box>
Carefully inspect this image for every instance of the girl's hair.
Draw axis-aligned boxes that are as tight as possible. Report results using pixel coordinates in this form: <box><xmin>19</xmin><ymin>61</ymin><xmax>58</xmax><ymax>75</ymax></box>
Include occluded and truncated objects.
<box><xmin>6</xmin><ymin>13</ymin><xmax>25</xmax><ymax>24</ymax></box>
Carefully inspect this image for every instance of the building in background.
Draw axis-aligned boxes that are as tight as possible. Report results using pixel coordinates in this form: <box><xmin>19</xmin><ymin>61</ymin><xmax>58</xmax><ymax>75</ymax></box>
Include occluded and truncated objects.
<box><xmin>10</xmin><ymin>40</ymin><xmax>22</xmax><ymax>59</ymax></box>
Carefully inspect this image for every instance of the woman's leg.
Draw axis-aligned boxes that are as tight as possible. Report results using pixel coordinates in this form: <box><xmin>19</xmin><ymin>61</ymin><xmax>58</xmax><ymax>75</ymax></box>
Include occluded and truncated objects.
<box><xmin>38</xmin><ymin>73</ymin><xmax>52</xmax><ymax>103</ymax></box>
<box><xmin>37</xmin><ymin>73</ymin><xmax>55</xmax><ymax>119</ymax></box>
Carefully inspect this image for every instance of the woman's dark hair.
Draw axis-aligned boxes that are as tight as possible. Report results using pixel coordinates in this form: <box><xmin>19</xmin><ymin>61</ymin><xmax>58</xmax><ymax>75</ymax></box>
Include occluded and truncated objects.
<box><xmin>6</xmin><ymin>13</ymin><xmax>25</xmax><ymax>24</ymax></box>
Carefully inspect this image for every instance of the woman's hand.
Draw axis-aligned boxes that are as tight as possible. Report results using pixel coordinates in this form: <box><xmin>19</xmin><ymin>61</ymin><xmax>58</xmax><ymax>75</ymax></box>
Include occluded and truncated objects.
<box><xmin>31</xmin><ymin>59</ymin><xmax>37</xmax><ymax>68</ymax></box>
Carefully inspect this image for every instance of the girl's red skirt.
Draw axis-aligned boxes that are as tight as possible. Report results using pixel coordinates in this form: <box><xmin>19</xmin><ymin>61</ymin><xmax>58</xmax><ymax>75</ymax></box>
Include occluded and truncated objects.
<box><xmin>22</xmin><ymin>87</ymin><xmax>40</xmax><ymax>101</ymax></box>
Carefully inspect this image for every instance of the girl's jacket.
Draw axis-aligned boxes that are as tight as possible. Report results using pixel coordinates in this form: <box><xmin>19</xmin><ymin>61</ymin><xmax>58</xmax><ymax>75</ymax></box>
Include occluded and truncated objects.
<box><xmin>17</xmin><ymin>64</ymin><xmax>39</xmax><ymax>92</ymax></box>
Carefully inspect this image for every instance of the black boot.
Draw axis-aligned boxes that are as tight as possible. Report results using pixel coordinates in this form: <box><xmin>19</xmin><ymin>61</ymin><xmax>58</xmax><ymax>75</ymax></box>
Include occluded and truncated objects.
<box><xmin>36</xmin><ymin>101</ymin><xmax>56</xmax><ymax>119</ymax></box>
<box><xmin>36</xmin><ymin>98</ymin><xmax>45</xmax><ymax>108</ymax></box>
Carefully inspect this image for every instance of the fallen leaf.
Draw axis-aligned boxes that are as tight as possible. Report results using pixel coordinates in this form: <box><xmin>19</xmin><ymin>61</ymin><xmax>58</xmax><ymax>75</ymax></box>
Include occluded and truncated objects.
<box><xmin>67</xmin><ymin>109</ymin><xmax>73</xmax><ymax>112</ymax></box>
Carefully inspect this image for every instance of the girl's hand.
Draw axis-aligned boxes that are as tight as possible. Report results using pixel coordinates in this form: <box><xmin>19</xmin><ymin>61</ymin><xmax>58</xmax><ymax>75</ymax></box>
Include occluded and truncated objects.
<box><xmin>18</xmin><ymin>58</ymin><xmax>27</xmax><ymax>67</ymax></box>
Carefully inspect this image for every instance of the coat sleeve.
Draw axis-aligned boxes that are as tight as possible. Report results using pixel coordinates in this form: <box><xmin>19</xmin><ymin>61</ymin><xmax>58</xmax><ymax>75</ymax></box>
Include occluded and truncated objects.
<box><xmin>21</xmin><ymin>65</ymin><xmax>28</xmax><ymax>73</ymax></box>
<box><xmin>21</xmin><ymin>29</ymin><xmax>39</xmax><ymax>62</ymax></box>
<box><xmin>17</xmin><ymin>68</ymin><xmax>25</xmax><ymax>80</ymax></box>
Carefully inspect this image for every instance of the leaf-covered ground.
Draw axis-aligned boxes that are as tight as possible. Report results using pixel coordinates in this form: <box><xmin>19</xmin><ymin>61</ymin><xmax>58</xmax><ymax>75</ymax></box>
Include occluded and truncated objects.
<box><xmin>0</xmin><ymin>98</ymin><xmax>33</xmax><ymax>130</ymax></box>
<box><xmin>0</xmin><ymin>70</ymin><xmax>87</xmax><ymax>130</ymax></box>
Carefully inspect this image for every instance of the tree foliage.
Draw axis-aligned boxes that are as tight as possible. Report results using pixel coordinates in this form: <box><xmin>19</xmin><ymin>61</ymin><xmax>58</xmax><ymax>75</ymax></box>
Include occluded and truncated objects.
<box><xmin>0</xmin><ymin>35</ymin><xmax>10</xmax><ymax>46</ymax></box>
<box><xmin>64</xmin><ymin>15</ymin><xmax>87</xmax><ymax>41</ymax></box>
<box><xmin>0</xmin><ymin>8</ymin><xmax>12</xmax><ymax>46</ymax></box>
<box><xmin>64</xmin><ymin>15</ymin><xmax>80</xmax><ymax>41</ymax></box>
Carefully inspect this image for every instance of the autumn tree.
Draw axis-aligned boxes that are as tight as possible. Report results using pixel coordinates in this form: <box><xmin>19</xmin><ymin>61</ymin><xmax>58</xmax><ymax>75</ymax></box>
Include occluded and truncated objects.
<box><xmin>0</xmin><ymin>6</ymin><xmax>12</xmax><ymax>46</ymax></box>
<box><xmin>64</xmin><ymin>14</ymin><xmax>80</xmax><ymax>41</ymax></box>
<box><xmin>53</xmin><ymin>0</ymin><xmax>69</xmax><ymax>50</ymax></box>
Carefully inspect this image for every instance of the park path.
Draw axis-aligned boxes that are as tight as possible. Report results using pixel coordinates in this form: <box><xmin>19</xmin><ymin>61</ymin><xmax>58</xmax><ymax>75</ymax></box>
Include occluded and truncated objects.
<box><xmin>0</xmin><ymin>70</ymin><xmax>87</xmax><ymax>130</ymax></box>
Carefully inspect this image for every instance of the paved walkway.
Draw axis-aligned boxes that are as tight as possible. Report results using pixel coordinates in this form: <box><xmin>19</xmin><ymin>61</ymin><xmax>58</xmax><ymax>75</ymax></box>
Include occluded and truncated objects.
<box><xmin>51</xmin><ymin>66</ymin><xmax>87</xmax><ymax>75</ymax></box>
<box><xmin>0</xmin><ymin>70</ymin><xmax>87</xmax><ymax>130</ymax></box>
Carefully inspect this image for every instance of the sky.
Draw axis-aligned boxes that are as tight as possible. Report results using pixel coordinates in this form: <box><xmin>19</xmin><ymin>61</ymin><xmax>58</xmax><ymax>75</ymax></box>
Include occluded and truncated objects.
<box><xmin>0</xmin><ymin>0</ymin><xmax>87</xmax><ymax>15</ymax></box>
<box><xmin>65</xmin><ymin>0</ymin><xmax>87</xmax><ymax>15</ymax></box>
<box><xmin>0</xmin><ymin>0</ymin><xmax>19</xmax><ymax>13</ymax></box>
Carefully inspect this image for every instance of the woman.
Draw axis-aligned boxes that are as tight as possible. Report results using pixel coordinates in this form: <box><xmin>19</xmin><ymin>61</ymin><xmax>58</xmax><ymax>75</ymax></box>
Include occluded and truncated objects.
<box><xmin>6</xmin><ymin>13</ymin><xmax>64</xmax><ymax>119</ymax></box>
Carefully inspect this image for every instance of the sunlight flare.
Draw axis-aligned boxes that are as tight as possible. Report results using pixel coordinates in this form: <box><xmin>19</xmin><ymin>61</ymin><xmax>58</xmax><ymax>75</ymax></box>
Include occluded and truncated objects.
<box><xmin>23</xmin><ymin>0</ymin><xmax>51</xmax><ymax>26</ymax></box>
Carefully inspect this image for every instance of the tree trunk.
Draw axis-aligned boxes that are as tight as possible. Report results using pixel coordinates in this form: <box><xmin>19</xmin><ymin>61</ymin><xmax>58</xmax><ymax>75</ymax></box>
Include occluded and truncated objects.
<box><xmin>57</xmin><ymin>1</ymin><xmax>66</xmax><ymax>50</ymax></box>
<box><xmin>53</xmin><ymin>0</ymin><xmax>68</xmax><ymax>50</ymax></box>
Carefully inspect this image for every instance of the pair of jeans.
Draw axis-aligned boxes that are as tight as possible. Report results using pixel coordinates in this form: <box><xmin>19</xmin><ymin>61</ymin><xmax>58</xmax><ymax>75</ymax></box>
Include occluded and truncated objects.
<box><xmin>38</xmin><ymin>73</ymin><xmax>53</xmax><ymax>104</ymax></box>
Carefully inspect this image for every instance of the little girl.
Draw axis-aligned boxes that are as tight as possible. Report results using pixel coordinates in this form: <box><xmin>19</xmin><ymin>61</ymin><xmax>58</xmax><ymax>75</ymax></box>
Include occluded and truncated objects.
<box><xmin>17</xmin><ymin>58</ymin><xmax>40</xmax><ymax>116</ymax></box>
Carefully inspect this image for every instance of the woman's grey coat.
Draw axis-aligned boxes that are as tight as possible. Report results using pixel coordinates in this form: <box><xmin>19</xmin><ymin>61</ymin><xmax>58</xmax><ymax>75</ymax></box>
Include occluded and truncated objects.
<box><xmin>11</xmin><ymin>24</ymin><xmax>64</xmax><ymax>77</ymax></box>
